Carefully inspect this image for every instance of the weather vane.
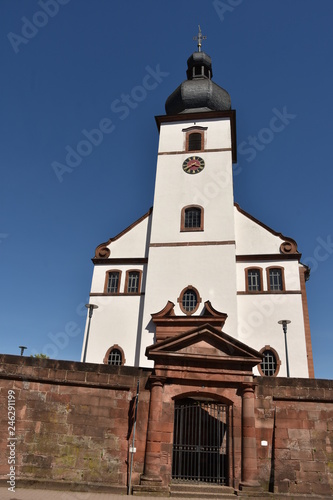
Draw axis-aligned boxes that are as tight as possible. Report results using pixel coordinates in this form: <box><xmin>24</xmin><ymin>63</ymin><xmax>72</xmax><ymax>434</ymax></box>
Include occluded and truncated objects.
<box><xmin>193</xmin><ymin>25</ymin><xmax>207</xmax><ymax>52</ymax></box>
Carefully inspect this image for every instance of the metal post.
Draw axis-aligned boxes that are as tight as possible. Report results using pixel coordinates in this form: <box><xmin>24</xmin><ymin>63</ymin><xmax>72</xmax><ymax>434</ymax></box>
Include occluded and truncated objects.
<box><xmin>82</xmin><ymin>304</ymin><xmax>98</xmax><ymax>362</ymax></box>
<box><xmin>128</xmin><ymin>379</ymin><xmax>139</xmax><ymax>495</ymax></box>
<box><xmin>278</xmin><ymin>320</ymin><xmax>291</xmax><ymax>377</ymax></box>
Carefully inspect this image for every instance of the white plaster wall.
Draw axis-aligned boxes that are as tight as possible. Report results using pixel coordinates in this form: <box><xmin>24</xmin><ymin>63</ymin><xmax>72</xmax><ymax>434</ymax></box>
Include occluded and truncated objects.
<box><xmin>235</xmin><ymin>207</ymin><xmax>285</xmax><ymax>255</ymax></box>
<box><xmin>81</xmin><ymin>294</ymin><xmax>144</xmax><ymax>366</ymax></box>
<box><xmin>82</xmin><ymin>262</ymin><xmax>147</xmax><ymax>365</ymax></box>
<box><xmin>139</xmin><ymin>117</ymin><xmax>238</xmax><ymax>367</ymax></box>
<box><xmin>139</xmin><ymin>243</ymin><xmax>238</xmax><ymax>367</ymax></box>
<box><xmin>158</xmin><ymin>118</ymin><xmax>231</xmax><ymax>153</ymax></box>
<box><xmin>91</xmin><ymin>263</ymin><xmax>146</xmax><ymax>294</ymax></box>
<box><xmin>103</xmin><ymin>213</ymin><xmax>151</xmax><ymax>258</ymax></box>
<box><xmin>237</xmin><ymin>294</ymin><xmax>309</xmax><ymax>377</ymax></box>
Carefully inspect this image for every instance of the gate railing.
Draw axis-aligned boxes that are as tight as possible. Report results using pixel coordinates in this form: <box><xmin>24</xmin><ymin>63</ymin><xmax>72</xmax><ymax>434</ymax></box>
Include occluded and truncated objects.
<box><xmin>172</xmin><ymin>399</ymin><xmax>228</xmax><ymax>485</ymax></box>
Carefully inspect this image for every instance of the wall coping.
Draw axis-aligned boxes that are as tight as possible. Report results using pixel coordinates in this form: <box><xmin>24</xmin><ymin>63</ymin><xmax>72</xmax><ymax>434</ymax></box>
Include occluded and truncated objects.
<box><xmin>0</xmin><ymin>354</ymin><xmax>152</xmax><ymax>389</ymax></box>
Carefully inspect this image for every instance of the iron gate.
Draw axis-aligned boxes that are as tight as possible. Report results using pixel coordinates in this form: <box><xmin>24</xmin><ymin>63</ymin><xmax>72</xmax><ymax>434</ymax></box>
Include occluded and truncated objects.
<box><xmin>172</xmin><ymin>399</ymin><xmax>229</xmax><ymax>485</ymax></box>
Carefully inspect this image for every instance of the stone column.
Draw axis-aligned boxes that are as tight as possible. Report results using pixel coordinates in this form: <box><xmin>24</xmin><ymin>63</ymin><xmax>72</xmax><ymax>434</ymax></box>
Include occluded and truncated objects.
<box><xmin>141</xmin><ymin>376</ymin><xmax>165</xmax><ymax>484</ymax></box>
<box><xmin>240</xmin><ymin>385</ymin><xmax>261</xmax><ymax>490</ymax></box>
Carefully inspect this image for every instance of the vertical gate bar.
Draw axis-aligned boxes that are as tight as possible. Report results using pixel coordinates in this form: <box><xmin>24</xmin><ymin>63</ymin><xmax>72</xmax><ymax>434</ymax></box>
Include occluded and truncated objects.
<box><xmin>185</xmin><ymin>403</ymin><xmax>188</xmax><ymax>480</ymax></box>
<box><xmin>210</xmin><ymin>404</ymin><xmax>213</xmax><ymax>482</ymax></box>
<box><xmin>220</xmin><ymin>407</ymin><xmax>225</xmax><ymax>483</ymax></box>
<box><xmin>212</xmin><ymin>404</ymin><xmax>220</xmax><ymax>484</ymax></box>
<box><xmin>217</xmin><ymin>405</ymin><xmax>223</xmax><ymax>484</ymax></box>
<box><xmin>172</xmin><ymin>404</ymin><xmax>175</xmax><ymax>478</ymax></box>
<box><xmin>176</xmin><ymin>404</ymin><xmax>180</xmax><ymax>479</ymax></box>
<box><xmin>197</xmin><ymin>403</ymin><xmax>202</xmax><ymax>481</ymax></box>
<box><xmin>179</xmin><ymin>403</ymin><xmax>183</xmax><ymax>478</ymax></box>
<box><xmin>191</xmin><ymin>402</ymin><xmax>194</xmax><ymax>481</ymax></box>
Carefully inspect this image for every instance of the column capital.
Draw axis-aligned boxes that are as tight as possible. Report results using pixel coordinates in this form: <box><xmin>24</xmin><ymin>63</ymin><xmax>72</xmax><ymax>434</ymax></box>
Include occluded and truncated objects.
<box><xmin>240</xmin><ymin>384</ymin><xmax>256</xmax><ymax>397</ymax></box>
<box><xmin>149</xmin><ymin>375</ymin><xmax>166</xmax><ymax>389</ymax></box>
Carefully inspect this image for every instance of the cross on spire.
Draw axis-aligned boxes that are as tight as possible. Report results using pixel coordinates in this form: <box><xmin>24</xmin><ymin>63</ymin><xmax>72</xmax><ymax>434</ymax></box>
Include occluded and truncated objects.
<box><xmin>193</xmin><ymin>25</ymin><xmax>207</xmax><ymax>52</ymax></box>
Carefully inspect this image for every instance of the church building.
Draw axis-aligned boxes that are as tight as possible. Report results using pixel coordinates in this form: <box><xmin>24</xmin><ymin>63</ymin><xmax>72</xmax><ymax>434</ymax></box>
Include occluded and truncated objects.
<box><xmin>81</xmin><ymin>34</ymin><xmax>314</xmax><ymax>381</ymax></box>
<box><xmin>2</xmin><ymin>32</ymin><xmax>332</xmax><ymax>499</ymax></box>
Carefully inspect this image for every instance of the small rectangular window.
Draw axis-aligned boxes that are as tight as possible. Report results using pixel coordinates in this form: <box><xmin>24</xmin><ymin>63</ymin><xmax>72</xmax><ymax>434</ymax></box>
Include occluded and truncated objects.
<box><xmin>107</xmin><ymin>272</ymin><xmax>120</xmax><ymax>293</ymax></box>
<box><xmin>269</xmin><ymin>269</ymin><xmax>283</xmax><ymax>291</ymax></box>
<box><xmin>127</xmin><ymin>271</ymin><xmax>140</xmax><ymax>293</ymax></box>
<box><xmin>247</xmin><ymin>269</ymin><xmax>261</xmax><ymax>291</ymax></box>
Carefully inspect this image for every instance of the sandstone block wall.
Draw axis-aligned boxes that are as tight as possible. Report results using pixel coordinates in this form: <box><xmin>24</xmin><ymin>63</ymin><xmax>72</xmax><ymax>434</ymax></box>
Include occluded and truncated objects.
<box><xmin>0</xmin><ymin>354</ymin><xmax>333</xmax><ymax>496</ymax></box>
<box><xmin>256</xmin><ymin>377</ymin><xmax>333</xmax><ymax>496</ymax></box>
<box><xmin>0</xmin><ymin>355</ymin><xmax>151</xmax><ymax>491</ymax></box>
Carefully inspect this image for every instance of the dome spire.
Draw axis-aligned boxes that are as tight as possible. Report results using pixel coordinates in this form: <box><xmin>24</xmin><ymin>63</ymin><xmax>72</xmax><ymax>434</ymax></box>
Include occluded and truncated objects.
<box><xmin>193</xmin><ymin>25</ymin><xmax>207</xmax><ymax>52</ymax></box>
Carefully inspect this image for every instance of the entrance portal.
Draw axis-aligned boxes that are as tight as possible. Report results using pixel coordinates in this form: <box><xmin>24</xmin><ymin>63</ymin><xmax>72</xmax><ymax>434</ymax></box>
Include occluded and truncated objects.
<box><xmin>172</xmin><ymin>398</ymin><xmax>229</xmax><ymax>485</ymax></box>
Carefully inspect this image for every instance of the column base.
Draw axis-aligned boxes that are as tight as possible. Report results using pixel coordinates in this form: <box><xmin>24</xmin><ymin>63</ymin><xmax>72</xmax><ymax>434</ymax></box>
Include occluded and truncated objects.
<box><xmin>132</xmin><ymin>475</ymin><xmax>168</xmax><ymax>496</ymax></box>
<box><xmin>239</xmin><ymin>480</ymin><xmax>262</xmax><ymax>493</ymax></box>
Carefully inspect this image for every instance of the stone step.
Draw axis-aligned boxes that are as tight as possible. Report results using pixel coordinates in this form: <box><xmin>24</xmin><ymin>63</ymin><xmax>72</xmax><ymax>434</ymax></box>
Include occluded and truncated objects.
<box><xmin>132</xmin><ymin>484</ymin><xmax>170</xmax><ymax>497</ymax></box>
<box><xmin>170</xmin><ymin>483</ymin><xmax>236</xmax><ymax>498</ymax></box>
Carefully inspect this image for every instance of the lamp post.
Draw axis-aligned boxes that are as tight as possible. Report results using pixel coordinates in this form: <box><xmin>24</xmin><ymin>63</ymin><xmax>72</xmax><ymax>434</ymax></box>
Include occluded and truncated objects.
<box><xmin>82</xmin><ymin>303</ymin><xmax>98</xmax><ymax>362</ymax></box>
<box><xmin>278</xmin><ymin>320</ymin><xmax>291</xmax><ymax>377</ymax></box>
<box><xmin>19</xmin><ymin>346</ymin><xmax>27</xmax><ymax>356</ymax></box>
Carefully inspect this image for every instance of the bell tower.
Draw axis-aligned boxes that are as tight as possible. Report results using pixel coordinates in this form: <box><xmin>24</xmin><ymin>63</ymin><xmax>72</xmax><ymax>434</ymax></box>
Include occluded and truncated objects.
<box><xmin>139</xmin><ymin>31</ymin><xmax>238</xmax><ymax>365</ymax></box>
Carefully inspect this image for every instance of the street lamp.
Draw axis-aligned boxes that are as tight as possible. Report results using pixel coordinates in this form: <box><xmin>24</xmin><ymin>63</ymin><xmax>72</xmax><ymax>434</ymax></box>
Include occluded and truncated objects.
<box><xmin>278</xmin><ymin>320</ymin><xmax>291</xmax><ymax>377</ymax></box>
<box><xmin>82</xmin><ymin>303</ymin><xmax>98</xmax><ymax>362</ymax></box>
<box><xmin>19</xmin><ymin>346</ymin><xmax>27</xmax><ymax>356</ymax></box>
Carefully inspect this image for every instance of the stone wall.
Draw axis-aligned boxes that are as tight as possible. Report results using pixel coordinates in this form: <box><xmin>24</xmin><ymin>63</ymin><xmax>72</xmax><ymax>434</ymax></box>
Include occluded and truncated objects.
<box><xmin>0</xmin><ymin>355</ymin><xmax>151</xmax><ymax>492</ymax></box>
<box><xmin>0</xmin><ymin>354</ymin><xmax>333</xmax><ymax>496</ymax></box>
<box><xmin>256</xmin><ymin>377</ymin><xmax>333</xmax><ymax>496</ymax></box>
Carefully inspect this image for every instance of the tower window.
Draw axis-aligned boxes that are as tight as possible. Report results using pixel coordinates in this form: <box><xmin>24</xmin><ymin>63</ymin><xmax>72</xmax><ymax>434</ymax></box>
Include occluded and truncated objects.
<box><xmin>178</xmin><ymin>286</ymin><xmax>202</xmax><ymax>315</ymax></box>
<box><xmin>267</xmin><ymin>267</ymin><xmax>284</xmax><ymax>291</ymax></box>
<box><xmin>258</xmin><ymin>347</ymin><xmax>280</xmax><ymax>377</ymax></box>
<box><xmin>104</xmin><ymin>270</ymin><xmax>121</xmax><ymax>293</ymax></box>
<box><xmin>184</xmin><ymin>128</ymin><xmax>205</xmax><ymax>152</ymax></box>
<box><xmin>246</xmin><ymin>268</ymin><xmax>263</xmax><ymax>292</ymax></box>
<box><xmin>181</xmin><ymin>205</ymin><xmax>204</xmax><ymax>231</ymax></box>
<box><xmin>188</xmin><ymin>133</ymin><xmax>202</xmax><ymax>151</ymax></box>
<box><xmin>185</xmin><ymin>207</ymin><xmax>201</xmax><ymax>228</ymax></box>
<box><xmin>125</xmin><ymin>270</ymin><xmax>142</xmax><ymax>293</ymax></box>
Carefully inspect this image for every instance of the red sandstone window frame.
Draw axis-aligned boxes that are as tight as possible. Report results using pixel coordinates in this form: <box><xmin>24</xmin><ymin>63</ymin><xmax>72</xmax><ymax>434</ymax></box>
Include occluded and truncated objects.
<box><xmin>103</xmin><ymin>344</ymin><xmax>126</xmax><ymax>366</ymax></box>
<box><xmin>177</xmin><ymin>285</ymin><xmax>202</xmax><ymax>315</ymax></box>
<box><xmin>257</xmin><ymin>345</ymin><xmax>281</xmax><ymax>377</ymax></box>
<box><xmin>180</xmin><ymin>205</ymin><xmax>204</xmax><ymax>232</ymax></box>
<box><xmin>266</xmin><ymin>266</ymin><xmax>285</xmax><ymax>292</ymax></box>
<box><xmin>103</xmin><ymin>269</ymin><xmax>122</xmax><ymax>294</ymax></box>
<box><xmin>183</xmin><ymin>127</ymin><xmax>207</xmax><ymax>152</ymax></box>
<box><xmin>125</xmin><ymin>269</ymin><xmax>142</xmax><ymax>294</ymax></box>
<box><xmin>245</xmin><ymin>267</ymin><xmax>263</xmax><ymax>293</ymax></box>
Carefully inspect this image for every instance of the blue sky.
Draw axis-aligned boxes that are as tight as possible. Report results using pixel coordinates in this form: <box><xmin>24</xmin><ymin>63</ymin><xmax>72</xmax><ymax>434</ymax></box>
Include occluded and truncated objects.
<box><xmin>1</xmin><ymin>0</ymin><xmax>333</xmax><ymax>379</ymax></box>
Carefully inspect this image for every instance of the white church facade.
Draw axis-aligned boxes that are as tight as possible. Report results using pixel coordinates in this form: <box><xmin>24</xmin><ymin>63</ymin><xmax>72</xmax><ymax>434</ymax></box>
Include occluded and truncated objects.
<box><xmin>81</xmin><ymin>43</ymin><xmax>314</xmax><ymax>379</ymax></box>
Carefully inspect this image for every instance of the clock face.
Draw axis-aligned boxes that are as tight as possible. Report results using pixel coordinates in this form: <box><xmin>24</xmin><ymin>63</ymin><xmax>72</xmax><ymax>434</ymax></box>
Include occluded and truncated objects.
<box><xmin>182</xmin><ymin>156</ymin><xmax>205</xmax><ymax>174</ymax></box>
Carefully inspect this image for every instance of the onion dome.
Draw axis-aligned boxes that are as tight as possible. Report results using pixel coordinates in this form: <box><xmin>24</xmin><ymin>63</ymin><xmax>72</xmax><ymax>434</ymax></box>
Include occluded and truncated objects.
<box><xmin>165</xmin><ymin>27</ymin><xmax>231</xmax><ymax>115</ymax></box>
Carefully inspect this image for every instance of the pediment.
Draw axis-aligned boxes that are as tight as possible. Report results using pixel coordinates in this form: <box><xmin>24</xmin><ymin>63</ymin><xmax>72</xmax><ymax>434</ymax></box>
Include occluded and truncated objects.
<box><xmin>146</xmin><ymin>323</ymin><xmax>262</xmax><ymax>369</ymax></box>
